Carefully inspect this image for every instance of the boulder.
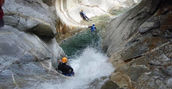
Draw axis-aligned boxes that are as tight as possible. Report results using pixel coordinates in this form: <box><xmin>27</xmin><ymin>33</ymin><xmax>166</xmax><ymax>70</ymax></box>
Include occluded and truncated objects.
<box><xmin>0</xmin><ymin>0</ymin><xmax>65</xmax><ymax>88</ymax></box>
<box><xmin>0</xmin><ymin>25</ymin><xmax>65</xmax><ymax>89</ymax></box>
<box><xmin>3</xmin><ymin>0</ymin><xmax>58</xmax><ymax>37</ymax></box>
<box><xmin>101</xmin><ymin>80</ymin><xmax>122</xmax><ymax>89</ymax></box>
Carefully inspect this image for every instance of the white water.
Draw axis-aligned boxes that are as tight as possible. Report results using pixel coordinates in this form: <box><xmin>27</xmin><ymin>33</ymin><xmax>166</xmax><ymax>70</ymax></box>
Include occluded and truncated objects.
<box><xmin>32</xmin><ymin>47</ymin><xmax>114</xmax><ymax>89</ymax></box>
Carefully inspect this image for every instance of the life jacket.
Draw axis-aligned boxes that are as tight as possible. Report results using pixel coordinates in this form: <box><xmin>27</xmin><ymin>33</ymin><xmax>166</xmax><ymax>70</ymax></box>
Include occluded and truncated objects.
<box><xmin>91</xmin><ymin>25</ymin><xmax>96</xmax><ymax>32</ymax></box>
<box><xmin>58</xmin><ymin>63</ymin><xmax>74</xmax><ymax>75</ymax></box>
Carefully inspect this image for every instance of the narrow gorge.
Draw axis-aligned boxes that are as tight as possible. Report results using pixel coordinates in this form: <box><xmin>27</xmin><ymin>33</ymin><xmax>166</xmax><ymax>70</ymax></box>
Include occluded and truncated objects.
<box><xmin>0</xmin><ymin>0</ymin><xmax>171</xmax><ymax>89</ymax></box>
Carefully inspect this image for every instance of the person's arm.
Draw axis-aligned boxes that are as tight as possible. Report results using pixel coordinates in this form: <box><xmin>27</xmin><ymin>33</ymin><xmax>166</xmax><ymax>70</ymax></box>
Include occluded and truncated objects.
<box><xmin>69</xmin><ymin>66</ymin><xmax>73</xmax><ymax>73</ymax></box>
<box><xmin>88</xmin><ymin>26</ymin><xmax>91</xmax><ymax>28</ymax></box>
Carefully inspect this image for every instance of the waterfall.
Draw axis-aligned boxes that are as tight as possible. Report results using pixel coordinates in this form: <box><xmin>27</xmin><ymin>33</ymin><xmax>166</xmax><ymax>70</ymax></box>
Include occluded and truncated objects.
<box><xmin>30</xmin><ymin>47</ymin><xmax>114</xmax><ymax>89</ymax></box>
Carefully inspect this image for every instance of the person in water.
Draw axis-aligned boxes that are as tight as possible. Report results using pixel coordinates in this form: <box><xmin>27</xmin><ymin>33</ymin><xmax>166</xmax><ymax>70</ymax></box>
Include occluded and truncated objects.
<box><xmin>57</xmin><ymin>57</ymin><xmax>74</xmax><ymax>76</ymax></box>
<box><xmin>88</xmin><ymin>24</ymin><xmax>96</xmax><ymax>32</ymax></box>
<box><xmin>80</xmin><ymin>10</ymin><xmax>89</xmax><ymax>21</ymax></box>
<box><xmin>0</xmin><ymin>0</ymin><xmax>4</xmax><ymax>27</ymax></box>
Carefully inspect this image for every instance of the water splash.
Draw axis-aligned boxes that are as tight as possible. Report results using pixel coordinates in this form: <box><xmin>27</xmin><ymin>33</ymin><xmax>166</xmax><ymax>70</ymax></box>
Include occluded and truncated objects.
<box><xmin>32</xmin><ymin>47</ymin><xmax>114</xmax><ymax>89</ymax></box>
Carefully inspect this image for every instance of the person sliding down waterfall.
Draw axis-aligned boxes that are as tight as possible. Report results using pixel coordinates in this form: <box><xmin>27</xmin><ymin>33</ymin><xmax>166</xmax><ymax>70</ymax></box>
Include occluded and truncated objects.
<box><xmin>56</xmin><ymin>57</ymin><xmax>74</xmax><ymax>76</ymax></box>
<box><xmin>80</xmin><ymin>10</ymin><xmax>90</xmax><ymax>21</ymax></box>
<box><xmin>88</xmin><ymin>24</ymin><xmax>97</xmax><ymax>32</ymax></box>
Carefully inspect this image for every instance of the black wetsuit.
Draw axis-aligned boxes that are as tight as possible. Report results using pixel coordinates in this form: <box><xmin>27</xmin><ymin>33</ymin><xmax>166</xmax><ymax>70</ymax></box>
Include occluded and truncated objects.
<box><xmin>57</xmin><ymin>63</ymin><xmax>74</xmax><ymax>76</ymax></box>
<box><xmin>80</xmin><ymin>11</ymin><xmax>89</xmax><ymax>21</ymax></box>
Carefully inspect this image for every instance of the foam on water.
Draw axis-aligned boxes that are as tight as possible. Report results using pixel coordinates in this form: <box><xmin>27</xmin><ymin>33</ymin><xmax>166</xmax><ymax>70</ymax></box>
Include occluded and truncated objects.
<box><xmin>33</xmin><ymin>47</ymin><xmax>114</xmax><ymax>89</ymax></box>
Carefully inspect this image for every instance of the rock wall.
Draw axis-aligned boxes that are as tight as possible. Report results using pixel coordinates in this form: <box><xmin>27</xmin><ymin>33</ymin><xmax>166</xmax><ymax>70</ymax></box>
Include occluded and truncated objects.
<box><xmin>103</xmin><ymin>0</ymin><xmax>172</xmax><ymax>89</ymax></box>
<box><xmin>55</xmin><ymin>0</ymin><xmax>139</xmax><ymax>42</ymax></box>
<box><xmin>3</xmin><ymin>0</ymin><xmax>58</xmax><ymax>38</ymax></box>
<box><xmin>0</xmin><ymin>0</ymin><xmax>65</xmax><ymax>88</ymax></box>
<box><xmin>55</xmin><ymin>0</ymin><xmax>138</xmax><ymax>27</ymax></box>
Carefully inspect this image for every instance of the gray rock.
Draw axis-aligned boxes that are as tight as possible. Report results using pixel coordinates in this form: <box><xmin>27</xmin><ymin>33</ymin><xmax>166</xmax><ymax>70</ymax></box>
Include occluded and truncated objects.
<box><xmin>103</xmin><ymin>0</ymin><xmax>161</xmax><ymax>55</ymax></box>
<box><xmin>3</xmin><ymin>0</ymin><xmax>58</xmax><ymax>36</ymax></box>
<box><xmin>103</xmin><ymin>0</ymin><xmax>172</xmax><ymax>89</ymax></box>
<box><xmin>162</xmin><ymin>66</ymin><xmax>172</xmax><ymax>76</ymax></box>
<box><xmin>0</xmin><ymin>25</ymin><xmax>64</xmax><ymax>89</ymax></box>
<box><xmin>135</xmin><ymin>69</ymin><xmax>171</xmax><ymax>89</ymax></box>
<box><xmin>138</xmin><ymin>16</ymin><xmax>160</xmax><ymax>34</ymax></box>
<box><xmin>152</xmin><ymin>29</ymin><xmax>161</xmax><ymax>36</ymax></box>
<box><xmin>101</xmin><ymin>80</ymin><xmax>122</xmax><ymax>89</ymax></box>
<box><xmin>29</xmin><ymin>23</ymin><xmax>55</xmax><ymax>39</ymax></box>
<box><xmin>139</xmin><ymin>22</ymin><xmax>155</xmax><ymax>33</ymax></box>
<box><xmin>167</xmin><ymin>78</ymin><xmax>172</xmax><ymax>88</ymax></box>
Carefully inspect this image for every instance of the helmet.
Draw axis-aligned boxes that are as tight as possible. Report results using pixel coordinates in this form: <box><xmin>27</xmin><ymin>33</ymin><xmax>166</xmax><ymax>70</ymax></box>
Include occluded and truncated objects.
<box><xmin>61</xmin><ymin>57</ymin><xmax>68</xmax><ymax>63</ymax></box>
<box><xmin>93</xmin><ymin>24</ymin><xmax>95</xmax><ymax>26</ymax></box>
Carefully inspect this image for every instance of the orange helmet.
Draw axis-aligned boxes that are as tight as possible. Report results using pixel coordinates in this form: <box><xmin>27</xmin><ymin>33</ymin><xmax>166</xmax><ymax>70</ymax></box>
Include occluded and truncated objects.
<box><xmin>61</xmin><ymin>57</ymin><xmax>68</xmax><ymax>63</ymax></box>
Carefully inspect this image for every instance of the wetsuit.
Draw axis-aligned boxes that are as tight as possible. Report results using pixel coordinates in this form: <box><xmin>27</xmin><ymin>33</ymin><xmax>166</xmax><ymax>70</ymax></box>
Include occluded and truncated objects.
<box><xmin>80</xmin><ymin>11</ymin><xmax>89</xmax><ymax>21</ymax></box>
<box><xmin>89</xmin><ymin>24</ymin><xmax>96</xmax><ymax>32</ymax></box>
<box><xmin>58</xmin><ymin>63</ymin><xmax>74</xmax><ymax>76</ymax></box>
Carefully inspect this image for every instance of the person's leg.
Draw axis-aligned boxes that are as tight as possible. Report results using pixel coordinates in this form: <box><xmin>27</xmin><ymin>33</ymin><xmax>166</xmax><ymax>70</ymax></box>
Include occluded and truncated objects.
<box><xmin>91</xmin><ymin>28</ymin><xmax>95</xmax><ymax>32</ymax></box>
<box><xmin>0</xmin><ymin>18</ymin><xmax>4</xmax><ymax>27</ymax></box>
<box><xmin>83</xmin><ymin>15</ymin><xmax>88</xmax><ymax>21</ymax></box>
<box><xmin>85</xmin><ymin>16</ymin><xmax>89</xmax><ymax>21</ymax></box>
<box><xmin>83</xmin><ymin>15</ymin><xmax>87</xmax><ymax>21</ymax></box>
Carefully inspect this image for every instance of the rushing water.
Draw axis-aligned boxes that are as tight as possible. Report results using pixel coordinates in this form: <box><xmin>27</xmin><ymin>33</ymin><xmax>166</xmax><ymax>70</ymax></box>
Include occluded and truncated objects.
<box><xmin>32</xmin><ymin>47</ymin><xmax>114</xmax><ymax>89</ymax></box>
<box><xmin>30</xmin><ymin>30</ymin><xmax>114</xmax><ymax>89</ymax></box>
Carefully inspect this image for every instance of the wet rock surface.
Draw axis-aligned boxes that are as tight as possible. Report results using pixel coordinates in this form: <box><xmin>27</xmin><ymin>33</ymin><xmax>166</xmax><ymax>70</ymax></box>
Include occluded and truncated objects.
<box><xmin>0</xmin><ymin>0</ymin><xmax>64</xmax><ymax>88</ymax></box>
<box><xmin>103</xmin><ymin>0</ymin><xmax>172</xmax><ymax>89</ymax></box>
<box><xmin>0</xmin><ymin>25</ymin><xmax>64</xmax><ymax>89</ymax></box>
